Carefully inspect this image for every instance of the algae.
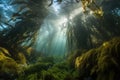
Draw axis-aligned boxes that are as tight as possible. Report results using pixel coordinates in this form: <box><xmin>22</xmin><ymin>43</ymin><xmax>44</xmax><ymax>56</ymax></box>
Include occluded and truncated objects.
<box><xmin>75</xmin><ymin>37</ymin><xmax>120</xmax><ymax>80</ymax></box>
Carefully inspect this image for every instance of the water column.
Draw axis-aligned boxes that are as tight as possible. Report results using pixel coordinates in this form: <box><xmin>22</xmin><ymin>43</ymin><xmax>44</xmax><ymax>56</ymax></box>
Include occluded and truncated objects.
<box><xmin>35</xmin><ymin>2</ymin><xmax>68</xmax><ymax>57</ymax></box>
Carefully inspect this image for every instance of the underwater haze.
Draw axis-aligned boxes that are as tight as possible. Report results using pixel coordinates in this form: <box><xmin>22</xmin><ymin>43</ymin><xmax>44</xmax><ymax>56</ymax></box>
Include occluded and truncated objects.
<box><xmin>0</xmin><ymin>0</ymin><xmax>120</xmax><ymax>80</ymax></box>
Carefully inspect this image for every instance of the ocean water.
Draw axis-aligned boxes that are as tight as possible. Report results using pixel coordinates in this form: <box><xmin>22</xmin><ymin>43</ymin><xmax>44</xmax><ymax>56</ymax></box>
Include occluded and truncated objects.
<box><xmin>0</xmin><ymin>0</ymin><xmax>120</xmax><ymax>80</ymax></box>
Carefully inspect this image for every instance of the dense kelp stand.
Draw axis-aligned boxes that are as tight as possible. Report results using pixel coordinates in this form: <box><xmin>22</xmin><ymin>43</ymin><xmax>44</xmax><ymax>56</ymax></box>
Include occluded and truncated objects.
<box><xmin>0</xmin><ymin>0</ymin><xmax>120</xmax><ymax>80</ymax></box>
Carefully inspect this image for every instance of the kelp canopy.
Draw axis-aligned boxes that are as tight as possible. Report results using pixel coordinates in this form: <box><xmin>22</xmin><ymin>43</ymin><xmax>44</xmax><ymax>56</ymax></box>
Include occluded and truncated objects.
<box><xmin>0</xmin><ymin>0</ymin><xmax>48</xmax><ymax>59</ymax></box>
<box><xmin>0</xmin><ymin>0</ymin><xmax>120</xmax><ymax>80</ymax></box>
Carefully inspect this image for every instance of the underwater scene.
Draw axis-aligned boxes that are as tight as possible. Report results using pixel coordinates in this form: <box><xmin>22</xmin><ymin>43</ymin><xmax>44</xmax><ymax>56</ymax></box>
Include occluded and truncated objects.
<box><xmin>0</xmin><ymin>0</ymin><xmax>120</xmax><ymax>80</ymax></box>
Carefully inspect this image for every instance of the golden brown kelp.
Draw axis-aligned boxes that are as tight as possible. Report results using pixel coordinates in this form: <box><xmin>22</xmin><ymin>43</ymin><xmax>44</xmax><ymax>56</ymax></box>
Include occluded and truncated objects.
<box><xmin>0</xmin><ymin>48</ymin><xmax>26</xmax><ymax>79</ymax></box>
<box><xmin>0</xmin><ymin>0</ymin><xmax>49</xmax><ymax>64</ymax></box>
<box><xmin>67</xmin><ymin>49</ymin><xmax>87</xmax><ymax>68</ymax></box>
<box><xmin>75</xmin><ymin>37</ymin><xmax>120</xmax><ymax>80</ymax></box>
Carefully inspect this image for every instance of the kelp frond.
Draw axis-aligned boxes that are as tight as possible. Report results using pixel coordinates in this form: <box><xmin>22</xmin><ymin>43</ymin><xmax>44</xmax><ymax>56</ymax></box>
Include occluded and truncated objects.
<box><xmin>75</xmin><ymin>37</ymin><xmax>120</xmax><ymax>80</ymax></box>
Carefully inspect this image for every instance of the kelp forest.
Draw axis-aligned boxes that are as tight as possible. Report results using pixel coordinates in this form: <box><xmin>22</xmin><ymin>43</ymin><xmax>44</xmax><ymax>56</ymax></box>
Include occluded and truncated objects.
<box><xmin>0</xmin><ymin>0</ymin><xmax>120</xmax><ymax>80</ymax></box>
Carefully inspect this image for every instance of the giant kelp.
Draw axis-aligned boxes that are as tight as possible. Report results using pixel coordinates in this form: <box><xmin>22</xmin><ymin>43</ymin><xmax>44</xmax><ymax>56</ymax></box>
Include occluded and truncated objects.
<box><xmin>0</xmin><ymin>0</ymin><xmax>49</xmax><ymax>62</ymax></box>
<box><xmin>75</xmin><ymin>37</ymin><xmax>120</xmax><ymax>80</ymax></box>
<box><xmin>17</xmin><ymin>56</ymin><xmax>76</xmax><ymax>80</ymax></box>
<box><xmin>67</xmin><ymin>0</ymin><xmax>120</xmax><ymax>51</ymax></box>
<box><xmin>3</xmin><ymin>37</ymin><xmax>120</xmax><ymax>80</ymax></box>
<box><xmin>0</xmin><ymin>0</ymin><xmax>120</xmax><ymax>80</ymax></box>
<box><xmin>0</xmin><ymin>47</ymin><xmax>26</xmax><ymax>80</ymax></box>
<box><xmin>0</xmin><ymin>1</ymin><xmax>49</xmax><ymax>79</ymax></box>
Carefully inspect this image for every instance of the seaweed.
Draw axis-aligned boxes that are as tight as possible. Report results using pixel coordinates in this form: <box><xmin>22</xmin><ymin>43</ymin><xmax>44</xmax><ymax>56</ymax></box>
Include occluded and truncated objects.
<box><xmin>0</xmin><ymin>49</ymin><xmax>25</xmax><ymax>79</ymax></box>
<box><xmin>18</xmin><ymin>58</ymin><xmax>74</xmax><ymax>80</ymax></box>
<box><xmin>17</xmin><ymin>37</ymin><xmax>120</xmax><ymax>80</ymax></box>
<box><xmin>75</xmin><ymin>37</ymin><xmax>120</xmax><ymax>80</ymax></box>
